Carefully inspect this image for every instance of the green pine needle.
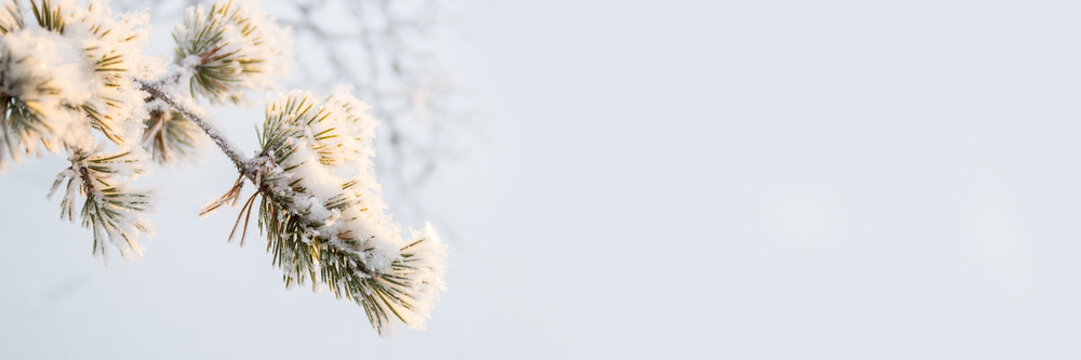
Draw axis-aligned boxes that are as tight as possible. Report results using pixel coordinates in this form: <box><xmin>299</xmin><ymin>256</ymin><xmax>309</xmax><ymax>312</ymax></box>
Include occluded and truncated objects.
<box><xmin>30</xmin><ymin>0</ymin><xmax>64</xmax><ymax>33</ymax></box>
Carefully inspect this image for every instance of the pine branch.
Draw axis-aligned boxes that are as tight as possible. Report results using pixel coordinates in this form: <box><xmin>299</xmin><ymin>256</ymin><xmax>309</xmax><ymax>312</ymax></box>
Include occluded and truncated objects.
<box><xmin>1</xmin><ymin>0</ymin><xmax>446</xmax><ymax>335</ymax></box>
<box><xmin>49</xmin><ymin>147</ymin><xmax>152</xmax><ymax>260</ymax></box>
<box><xmin>137</xmin><ymin>78</ymin><xmax>445</xmax><ymax>333</ymax></box>
<box><xmin>136</xmin><ymin>77</ymin><xmax>374</xmax><ymax>275</ymax></box>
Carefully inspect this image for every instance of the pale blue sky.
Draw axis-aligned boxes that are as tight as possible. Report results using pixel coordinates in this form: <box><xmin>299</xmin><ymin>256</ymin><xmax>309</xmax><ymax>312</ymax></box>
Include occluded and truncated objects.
<box><xmin>4</xmin><ymin>0</ymin><xmax>1081</xmax><ymax>358</ymax></box>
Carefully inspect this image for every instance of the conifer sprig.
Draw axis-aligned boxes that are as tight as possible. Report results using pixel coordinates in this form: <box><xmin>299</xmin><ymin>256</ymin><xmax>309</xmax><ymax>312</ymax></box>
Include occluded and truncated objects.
<box><xmin>49</xmin><ymin>147</ymin><xmax>151</xmax><ymax>260</ymax></box>
<box><xmin>198</xmin><ymin>89</ymin><xmax>446</xmax><ymax>334</ymax></box>
<box><xmin>0</xmin><ymin>0</ymin><xmax>156</xmax><ymax>256</ymax></box>
<box><xmin>173</xmin><ymin>0</ymin><xmax>290</xmax><ymax>104</ymax></box>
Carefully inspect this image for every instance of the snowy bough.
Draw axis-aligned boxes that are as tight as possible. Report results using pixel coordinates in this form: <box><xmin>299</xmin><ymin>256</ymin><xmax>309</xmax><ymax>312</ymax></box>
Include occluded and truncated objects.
<box><xmin>0</xmin><ymin>0</ymin><xmax>447</xmax><ymax>335</ymax></box>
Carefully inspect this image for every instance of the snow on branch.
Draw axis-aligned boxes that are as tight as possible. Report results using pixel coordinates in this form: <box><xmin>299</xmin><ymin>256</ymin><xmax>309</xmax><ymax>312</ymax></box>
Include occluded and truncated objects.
<box><xmin>0</xmin><ymin>0</ymin><xmax>449</xmax><ymax>335</ymax></box>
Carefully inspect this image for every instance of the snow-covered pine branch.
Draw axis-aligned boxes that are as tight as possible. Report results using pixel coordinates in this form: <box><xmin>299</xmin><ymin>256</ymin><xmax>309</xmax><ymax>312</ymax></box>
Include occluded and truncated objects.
<box><xmin>0</xmin><ymin>0</ymin><xmax>157</xmax><ymax>260</ymax></box>
<box><xmin>49</xmin><ymin>146</ymin><xmax>152</xmax><ymax>261</ymax></box>
<box><xmin>0</xmin><ymin>0</ymin><xmax>447</xmax><ymax>335</ymax></box>
<box><xmin>252</xmin><ymin>88</ymin><xmax>446</xmax><ymax>333</ymax></box>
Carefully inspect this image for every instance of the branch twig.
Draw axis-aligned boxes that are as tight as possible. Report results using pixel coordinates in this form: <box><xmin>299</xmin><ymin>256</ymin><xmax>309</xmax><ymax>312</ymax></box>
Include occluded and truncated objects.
<box><xmin>136</xmin><ymin>78</ymin><xmax>256</xmax><ymax>180</ymax></box>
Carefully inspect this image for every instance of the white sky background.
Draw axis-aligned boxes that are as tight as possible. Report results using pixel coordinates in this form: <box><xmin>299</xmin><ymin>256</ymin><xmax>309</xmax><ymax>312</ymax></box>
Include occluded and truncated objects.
<box><xmin>3</xmin><ymin>0</ymin><xmax>1081</xmax><ymax>358</ymax></box>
